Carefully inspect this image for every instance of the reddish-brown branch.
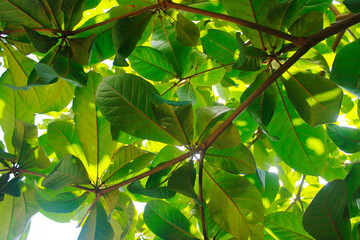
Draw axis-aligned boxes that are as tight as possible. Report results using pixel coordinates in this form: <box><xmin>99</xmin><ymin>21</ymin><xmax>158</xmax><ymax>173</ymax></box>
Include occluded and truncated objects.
<box><xmin>98</xmin><ymin>148</ymin><xmax>199</xmax><ymax>195</ymax></box>
<box><xmin>164</xmin><ymin>1</ymin><xmax>302</xmax><ymax>46</ymax></box>
<box><xmin>198</xmin><ymin>151</ymin><xmax>209</xmax><ymax>240</ymax></box>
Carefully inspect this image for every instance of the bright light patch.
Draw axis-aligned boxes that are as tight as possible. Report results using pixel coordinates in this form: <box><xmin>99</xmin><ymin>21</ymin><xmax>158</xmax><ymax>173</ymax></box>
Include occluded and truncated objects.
<box><xmin>27</xmin><ymin>213</ymin><xmax>80</xmax><ymax>240</ymax></box>
<box><xmin>319</xmin><ymin>176</ymin><xmax>328</xmax><ymax>185</ymax></box>
<box><xmin>268</xmin><ymin>166</ymin><xmax>278</xmax><ymax>174</ymax></box>
<box><xmin>306</xmin><ymin>137</ymin><xmax>325</xmax><ymax>155</ymax></box>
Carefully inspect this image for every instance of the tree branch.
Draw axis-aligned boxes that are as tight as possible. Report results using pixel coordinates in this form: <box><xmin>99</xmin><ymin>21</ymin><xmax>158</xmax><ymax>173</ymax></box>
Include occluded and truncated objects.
<box><xmin>164</xmin><ymin>1</ymin><xmax>302</xmax><ymax>46</ymax></box>
<box><xmin>98</xmin><ymin>148</ymin><xmax>199</xmax><ymax>195</ymax></box>
<box><xmin>198</xmin><ymin>150</ymin><xmax>209</xmax><ymax>240</ymax></box>
<box><xmin>285</xmin><ymin>175</ymin><xmax>306</xmax><ymax>212</ymax></box>
<box><xmin>202</xmin><ymin>45</ymin><xmax>311</xmax><ymax>149</ymax></box>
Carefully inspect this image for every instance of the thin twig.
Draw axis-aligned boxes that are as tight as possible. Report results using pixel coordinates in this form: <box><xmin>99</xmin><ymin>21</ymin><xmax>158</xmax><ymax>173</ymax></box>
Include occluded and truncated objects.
<box><xmin>78</xmin><ymin>194</ymin><xmax>101</xmax><ymax>227</ymax></box>
<box><xmin>198</xmin><ymin>151</ymin><xmax>209</xmax><ymax>240</ymax></box>
<box><xmin>285</xmin><ymin>175</ymin><xmax>306</xmax><ymax>212</ymax></box>
<box><xmin>331</xmin><ymin>29</ymin><xmax>346</xmax><ymax>52</ymax></box>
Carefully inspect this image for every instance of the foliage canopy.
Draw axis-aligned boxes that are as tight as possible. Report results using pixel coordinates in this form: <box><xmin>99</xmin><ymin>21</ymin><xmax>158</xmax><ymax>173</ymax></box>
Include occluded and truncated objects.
<box><xmin>0</xmin><ymin>0</ymin><xmax>360</xmax><ymax>239</ymax></box>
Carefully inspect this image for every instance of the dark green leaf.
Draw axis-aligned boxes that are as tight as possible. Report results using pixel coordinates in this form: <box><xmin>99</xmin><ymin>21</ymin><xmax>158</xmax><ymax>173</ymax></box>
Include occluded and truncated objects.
<box><xmin>95</xmin><ymin>73</ymin><xmax>180</xmax><ymax>144</ymax></box>
<box><xmin>201</xmin><ymin>29</ymin><xmax>237</xmax><ymax>65</ymax></box>
<box><xmin>42</xmin><ymin>155</ymin><xmax>90</xmax><ymax>191</ymax></box>
<box><xmin>112</xmin><ymin>12</ymin><xmax>153</xmax><ymax>66</ymax></box>
<box><xmin>12</xmin><ymin>120</ymin><xmax>50</xmax><ymax>169</ymax></box>
<box><xmin>35</xmin><ymin>190</ymin><xmax>88</xmax><ymax>213</ymax></box>
<box><xmin>220</xmin><ymin>0</ymin><xmax>276</xmax><ymax>49</ymax></box>
<box><xmin>268</xmin><ymin>91</ymin><xmax>327</xmax><ymax>176</ymax></box>
<box><xmin>326</xmin><ymin>124</ymin><xmax>360</xmax><ymax>154</ymax></box>
<box><xmin>175</xmin><ymin>13</ymin><xmax>200</xmax><ymax>47</ymax></box>
<box><xmin>241</xmin><ymin>71</ymin><xmax>277</xmax><ymax>126</ymax></box>
<box><xmin>205</xmin><ymin>144</ymin><xmax>256</xmax><ymax>174</ymax></box>
<box><xmin>152</xmin><ymin>17</ymin><xmax>192</xmax><ymax>77</ymax></box>
<box><xmin>203</xmin><ymin>165</ymin><xmax>264</xmax><ymax>239</ymax></box>
<box><xmin>128</xmin><ymin>46</ymin><xmax>177</xmax><ymax>81</ymax></box>
<box><xmin>69</xmin><ymin>34</ymin><xmax>96</xmax><ymax>65</ymax></box>
<box><xmin>2</xmin><ymin>177</ymin><xmax>21</xmax><ymax>197</ymax></box>
<box><xmin>127</xmin><ymin>181</ymin><xmax>176</xmax><ymax>199</ymax></box>
<box><xmin>78</xmin><ymin>201</ymin><xmax>114</xmax><ymax>240</ymax></box>
<box><xmin>289</xmin><ymin>12</ymin><xmax>325</xmax><ymax>37</ymax></box>
<box><xmin>0</xmin><ymin>0</ymin><xmax>52</xmax><ymax>28</ymax></box>
<box><xmin>23</xmin><ymin>26</ymin><xmax>58</xmax><ymax>53</ymax></box>
<box><xmin>264</xmin><ymin>212</ymin><xmax>313</xmax><ymax>239</ymax></box>
<box><xmin>144</xmin><ymin>200</ymin><xmax>199</xmax><ymax>239</ymax></box>
<box><xmin>345</xmin><ymin>164</ymin><xmax>360</xmax><ymax>217</ymax></box>
<box><xmin>168</xmin><ymin>161</ymin><xmax>199</xmax><ymax>202</ymax></box>
<box><xmin>330</xmin><ymin>39</ymin><xmax>360</xmax><ymax>98</ymax></box>
<box><xmin>102</xmin><ymin>145</ymin><xmax>155</xmax><ymax>184</ymax></box>
<box><xmin>300</xmin><ymin>0</ymin><xmax>332</xmax><ymax>14</ymax></box>
<box><xmin>344</xmin><ymin>0</ymin><xmax>360</xmax><ymax>13</ymax></box>
<box><xmin>283</xmin><ymin>70</ymin><xmax>343</xmax><ymax>127</ymax></box>
<box><xmin>303</xmin><ymin>179</ymin><xmax>351</xmax><ymax>240</ymax></box>
<box><xmin>152</xmin><ymin>102</ymin><xmax>194</xmax><ymax>146</ymax></box>
<box><xmin>62</xmin><ymin>0</ymin><xmax>86</xmax><ymax>31</ymax></box>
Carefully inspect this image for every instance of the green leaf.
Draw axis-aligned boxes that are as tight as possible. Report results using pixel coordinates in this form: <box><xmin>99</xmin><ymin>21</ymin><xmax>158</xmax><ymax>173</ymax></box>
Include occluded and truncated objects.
<box><xmin>0</xmin><ymin>194</ymin><xmax>26</xmax><ymax>239</ymax></box>
<box><xmin>102</xmin><ymin>145</ymin><xmax>155</xmax><ymax>184</ymax></box>
<box><xmin>205</xmin><ymin>144</ymin><xmax>256</xmax><ymax>174</ymax></box>
<box><xmin>264</xmin><ymin>212</ymin><xmax>313</xmax><ymax>239</ymax></box>
<box><xmin>187</xmin><ymin>59</ymin><xmax>226</xmax><ymax>86</ymax></box>
<box><xmin>168</xmin><ymin>161</ymin><xmax>199</xmax><ymax>202</ymax></box>
<box><xmin>73</xmin><ymin>72</ymin><xmax>117</xmax><ymax>182</ymax></box>
<box><xmin>283</xmin><ymin>70</ymin><xmax>343</xmax><ymax>127</ymax></box>
<box><xmin>112</xmin><ymin>12</ymin><xmax>153</xmax><ymax>66</ymax></box>
<box><xmin>330</xmin><ymin>39</ymin><xmax>360</xmax><ymax>98</ymax></box>
<box><xmin>127</xmin><ymin>181</ymin><xmax>176</xmax><ymax>199</ymax></box>
<box><xmin>326</xmin><ymin>124</ymin><xmax>360</xmax><ymax>154</ymax></box>
<box><xmin>195</xmin><ymin>106</ymin><xmax>231</xmax><ymax>143</ymax></box>
<box><xmin>152</xmin><ymin>102</ymin><xmax>194</xmax><ymax>146</ymax></box>
<box><xmin>35</xmin><ymin>189</ymin><xmax>88</xmax><ymax>213</ymax></box>
<box><xmin>144</xmin><ymin>200</ymin><xmax>199</xmax><ymax>239</ymax></box>
<box><xmin>110</xmin><ymin>192</ymin><xmax>136</xmax><ymax>239</ymax></box>
<box><xmin>303</xmin><ymin>179</ymin><xmax>351</xmax><ymax>240</ymax></box>
<box><xmin>233</xmin><ymin>33</ymin><xmax>267</xmax><ymax>71</ymax></box>
<box><xmin>292</xmin><ymin>48</ymin><xmax>331</xmax><ymax>75</ymax></box>
<box><xmin>220</xmin><ymin>0</ymin><xmax>276</xmax><ymax>50</ymax></box>
<box><xmin>289</xmin><ymin>12</ymin><xmax>326</xmax><ymax>37</ymax></box>
<box><xmin>267</xmin><ymin>91</ymin><xmax>327</xmax><ymax>176</ymax></box>
<box><xmin>78</xmin><ymin>201</ymin><xmax>114</xmax><ymax>240</ymax></box>
<box><xmin>344</xmin><ymin>0</ymin><xmax>360</xmax><ymax>13</ymax></box>
<box><xmin>62</xmin><ymin>0</ymin><xmax>86</xmax><ymax>31</ymax></box>
<box><xmin>41</xmin><ymin>0</ymin><xmax>63</xmax><ymax>29</ymax></box>
<box><xmin>47</xmin><ymin>121</ymin><xmax>87</xmax><ymax>163</ymax></box>
<box><xmin>95</xmin><ymin>73</ymin><xmax>180</xmax><ymax>145</ymax></box>
<box><xmin>128</xmin><ymin>46</ymin><xmax>177</xmax><ymax>81</ymax></box>
<box><xmin>2</xmin><ymin>177</ymin><xmax>21</xmax><ymax>197</ymax></box>
<box><xmin>300</xmin><ymin>0</ymin><xmax>332</xmax><ymax>14</ymax></box>
<box><xmin>23</xmin><ymin>26</ymin><xmax>58</xmax><ymax>53</ymax></box>
<box><xmin>0</xmin><ymin>0</ymin><xmax>52</xmax><ymax>28</ymax></box>
<box><xmin>42</xmin><ymin>155</ymin><xmax>90</xmax><ymax>191</ymax></box>
<box><xmin>203</xmin><ymin>165</ymin><xmax>264</xmax><ymax>239</ymax></box>
<box><xmin>152</xmin><ymin>17</ymin><xmax>192</xmax><ymax>77</ymax></box>
<box><xmin>175</xmin><ymin>13</ymin><xmax>200</xmax><ymax>47</ymax></box>
<box><xmin>69</xmin><ymin>34</ymin><xmax>96</xmax><ymax>65</ymax></box>
<box><xmin>241</xmin><ymin>71</ymin><xmax>277</xmax><ymax>126</ymax></box>
<box><xmin>201</xmin><ymin>29</ymin><xmax>237</xmax><ymax>65</ymax></box>
<box><xmin>12</xmin><ymin>120</ymin><xmax>50</xmax><ymax>169</ymax></box>
<box><xmin>206</xmin><ymin>121</ymin><xmax>242</xmax><ymax>149</ymax></box>
<box><xmin>0</xmin><ymin>70</ymin><xmax>34</xmax><ymax>154</ymax></box>
<box><xmin>345</xmin><ymin>165</ymin><xmax>360</xmax><ymax>217</ymax></box>
<box><xmin>2</xmin><ymin>43</ymin><xmax>75</xmax><ymax>113</ymax></box>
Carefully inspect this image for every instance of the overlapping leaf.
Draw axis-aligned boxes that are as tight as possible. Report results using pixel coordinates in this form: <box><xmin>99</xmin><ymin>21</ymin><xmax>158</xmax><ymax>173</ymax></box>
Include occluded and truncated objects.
<box><xmin>73</xmin><ymin>72</ymin><xmax>117</xmax><ymax>181</ymax></box>
<box><xmin>267</xmin><ymin>90</ymin><xmax>327</xmax><ymax>176</ymax></box>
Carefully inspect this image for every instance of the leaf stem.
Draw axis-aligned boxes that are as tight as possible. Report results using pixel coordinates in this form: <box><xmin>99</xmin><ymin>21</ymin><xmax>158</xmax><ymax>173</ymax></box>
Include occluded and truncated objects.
<box><xmin>78</xmin><ymin>194</ymin><xmax>101</xmax><ymax>227</ymax></box>
<box><xmin>198</xmin><ymin>150</ymin><xmax>209</xmax><ymax>240</ymax></box>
